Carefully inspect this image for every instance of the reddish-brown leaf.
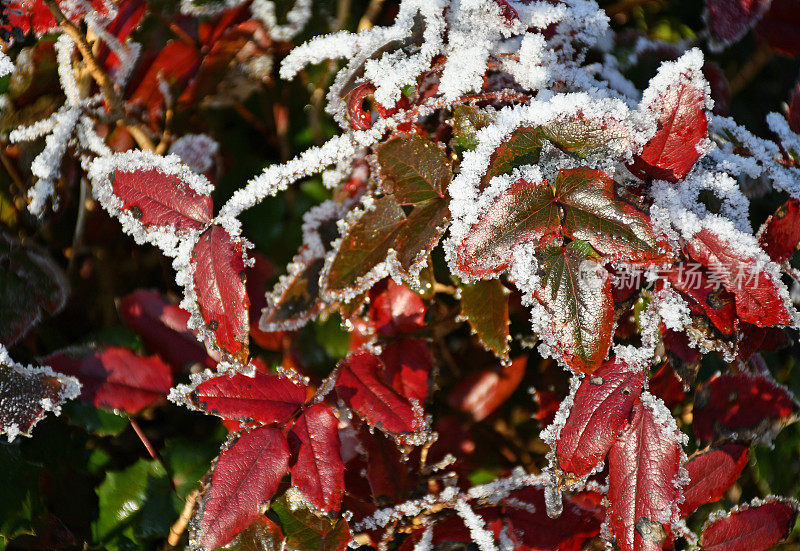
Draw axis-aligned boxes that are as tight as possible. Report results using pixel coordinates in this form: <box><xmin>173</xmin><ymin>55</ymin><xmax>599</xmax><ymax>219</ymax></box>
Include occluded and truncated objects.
<box><xmin>607</xmin><ymin>397</ymin><xmax>684</xmax><ymax>551</ymax></box>
<box><xmin>756</xmin><ymin>0</ymin><xmax>800</xmax><ymax>57</ymax></box>
<box><xmin>737</xmin><ymin>323</ymin><xmax>787</xmax><ymax>359</ymax></box>
<box><xmin>448</xmin><ymin>356</ymin><xmax>527</xmax><ymax>422</ymax></box>
<box><xmin>629</xmin><ymin>62</ymin><xmax>708</xmax><ymax>182</ymax></box>
<box><xmin>111</xmin><ymin>168</ymin><xmax>212</xmax><ymax>232</ymax></box>
<box><xmin>368</xmin><ymin>279</ymin><xmax>426</xmax><ymax>336</ymax></box>
<box><xmin>789</xmin><ymin>82</ymin><xmax>800</xmax><ymax>133</ymax></box>
<box><xmin>361</xmin><ymin>429</ymin><xmax>413</xmax><ymax>505</ymax></box>
<box><xmin>288</xmin><ymin>404</ymin><xmax>345</xmax><ymax>512</ymax></box>
<box><xmin>47</xmin><ymin>346</ymin><xmax>172</xmax><ymax>413</ymax></box>
<box><xmin>120</xmin><ymin>290</ymin><xmax>209</xmax><ymax>371</ymax></box>
<box><xmin>192</xmin><ymin>225</ymin><xmax>250</xmax><ymax>361</ymax></box>
<box><xmin>556</xmin><ymin>358</ymin><xmax>644</xmax><ymax>482</ymax></box>
<box><xmin>186</xmin><ymin>371</ymin><xmax>306</xmax><ymax>424</ymax></box>
<box><xmin>648</xmin><ymin>363</ymin><xmax>686</xmax><ymax>409</ymax></box>
<box><xmin>686</xmin><ymin>228</ymin><xmax>793</xmax><ymax>327</ymax></box>
<box><xmin>680</xmin><ymin>442</ymin><xmax>749</xmax><ymax>515</ymax></box>
<box><xmin>701</xmin><ymin>497</ymin><xmax>800</xmax><ymax>551</ymax></box>
<box><xmin>704</xmin><ymin>0</ymin><xmax>772</xmax><ymax>46</ymax></box>
<box><xmin>667</xmin><ymin>263</ymin><xmax>737</xmax><ymax>336</ymax></box>
<box><xmin>693</xmin><ymin>372</ymin><xmax>799</xmax><ymax>443</ymax></box>
<box><xmin>335</xmin><ymin>351</ymin><xmax>421</xmax><ymax>435</ymax></box>
<box><xmin>379</xmin><ymin>338</ymin><xmax>431</xmax><ymax>402</ymax></box>
<box><xmin>195</xmin><ymin>427</ymin><xmax>290</xmax><ymax>550</ymax></box>
<box><xmin>757</xmin><ymin>198</ymin><xmax>800</xmax><ymax>263</ymax></box>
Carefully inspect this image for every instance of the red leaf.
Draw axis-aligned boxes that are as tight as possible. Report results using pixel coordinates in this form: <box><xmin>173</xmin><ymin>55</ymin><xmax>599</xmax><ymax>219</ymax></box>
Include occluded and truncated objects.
<box><xmin>756</xmin><ymin>0</ymin><xmax>800</xmax><ymax>57</ymax></box>
<box><xmin>195</xmin><ymin>427</ymin><xmax>290</xmax><ymax>550</ymax></box>
<box><xmin>789</xmin><ymin>82</ymin><xmax>800</xmax><ymax>133</ymax></box>
<box><xmin>95</xmin><ymin>0</ymin><xmax>147</xmax><ymax>72</ymax></box>
<box><xmin>346</xmin><ymin>83</ymin><xmax>375</xmax><ymax>131</ymax></box>
<box><xmin>360</xmin><ymin>428</ymin><xmax>413</xmax><ymax>504</ymax></box>
<box><xmin>667</xmin><ymin>263</ymin><xmax>737</xmax><ymax>336</ymax></box>
<box><xmin>379</xmin><ymin>338</ymin><xmax>431</xmax><ymax>402</ymax></box>
<box><xmin>680</xmin><ymin>442</ymin><xmax>749</xmax><ymax>516</ymax></box>
<box><xmin>701</xmin><ymin>497</ymin><xmax>800</xmax><ymax>551</ymax></box>
<box><xmin>120</xmin><ymin>290</ymin><xmax>209</xmax><ymax>372</ymax></box>
<box><xmin>607</xmin><ymin>396</ymin><xmax>684</xmax><ymax>551</ymax></box>
<box><xmin>288</xmin><ymin>404</ymin><xmax>345</xmax><ymax>512</ymax></box>
<box><xmin>686</xmin><ymin>228</ymin><xmax>793</xmax><ymax>327</ymax></box>
<box><xmin>555</xmin><ymin>358</ymin><xmax>644</xmax><ymax>482</ymax></box>
<box><xmin>757</xmin><ymin>198</ymin><xmax>800</xmax><ymax>263</ymax></box>
<box><xmin>335</xmin><ymin>350</ymin><xmax>421</xmax><ymax>435</ymax></box>
<box><xmin>693</xmin><ymin>372</ymin><xmax>799</xmax><ymax>443</ymax></box>
<box><xmin>192</xmin><ymin>225</ymin><xmax>250</xmax><ymax>362</ymax></box>
<box><xmin>111</xmin><ymin>168</ymin><xmax>213</xmax><ymax>232</ymax></box>
<box><xmin>368</xmin><ymin>279</ymin><xmax>426</xmax><ymax>336</ymax></box>
<box><xmin>492</xmin><ymin>0</ymin><xmax>519</xmax><ymax>23</ymax></box>
<box><xmin>704</xmin><ymin>0</ymin><xmax>772</xmax><ymax>46</ymax></box>
<box><xmin>448</xmin><ymin>356</ymin><xmax>527</xmax><ymax>422</ymax></box>
<box><xmin>629</xmin><ymin>59</ymin><xmax>708</xmax><ymax>182</ymax></box>
<box><xmin>648</xmin><ymin>363</ymin><xmax>686</xmax><ymax>409</ymax></box>
<box><xmin>4</xmin><ymin>0</ymin><xmax>111</xmax><ymax>35</ymax></box>
<box><xmin>47</xmin><ymin>346</ymin><xmax>172</xmax><ymax>413</ymax></box>
<box><xmin>737</xmin><ymin>322</ymin><xmax>786</xmax><ymax>359</ymax></box>
<box><xmin>183</xmin><ymin>371</ymin><xmax>306</xmax><ymax>424</ymax></box>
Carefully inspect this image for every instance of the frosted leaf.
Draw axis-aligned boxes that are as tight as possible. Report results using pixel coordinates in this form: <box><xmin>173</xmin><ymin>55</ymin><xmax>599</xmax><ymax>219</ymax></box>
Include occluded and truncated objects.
<box><xmin>251</xmin><ymin>0</ymin><xmax>313</xmax><ymax>42</ymax></box>
<box><xmin>169</xmin><ymin>134</ymin><xmax>220</xmax><ymax>174</ymax></box>
<box><xmin>453</xmin><ymin>499</ymin><xmax>498</xmax><ymax>551</ymax></box>
<box><xmin>0</xmin><ymin>344</ymin><xmax>81</xmax><ymax>442</ymax></box>
<box><xmin>179</xmin><ymin>0</ymin><xmax>245</xmax><ymax>16</ymax></box>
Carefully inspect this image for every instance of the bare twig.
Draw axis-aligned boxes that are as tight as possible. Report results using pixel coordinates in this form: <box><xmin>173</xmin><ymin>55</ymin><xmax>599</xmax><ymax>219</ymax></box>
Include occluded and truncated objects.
<box><xmin>167</xmin><ymin>489</ymin><xmax>200</xmax><ymax>547</ymax></box>
<box><xmin>130</xmin><ymin>417</ymin><xmax>159</xmax><ymax>460</ymax></box>
<box><xmin>67</xmin><ymin>177</ymin><xmax>89</xmax><ymax>275</ymax></box>
<box><xmin>358</xmin><ymin>0</ymin><xmax>386</xmax><ymax>31</ymax></box>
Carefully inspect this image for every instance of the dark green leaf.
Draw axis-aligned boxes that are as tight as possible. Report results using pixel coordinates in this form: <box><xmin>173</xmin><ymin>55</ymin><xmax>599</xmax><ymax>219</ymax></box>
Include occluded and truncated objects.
<box><xmin>271</xmin><ymin>495</ymin><xmax>350</xmax><ymax>551</ymax></box>
<box><xmin>0</xmin><ymin>445</ymin><xmax>44</xmax><ymax>545</ymax></box>
<box><xmin>64</xmin><ymin>401</ymin><xmax>129</xmax><ymax>437</ymax></box>
<box><xmin>452</xmin><ymin>105</ymin><xmax>495</xmax><ymax>152</ymax></box>
<box><xmin>376</xmin><ymin>134</ymin><xmax>450</xmax><ymax>203</ymax></box>
<box><xmin>458</xmin><ymin>278</ymin><xmax>511</xmax><ymax>360</ymax></box>
<box><xmin>484</xmin><ymin>126</ymin><xmax>543</xmax><ymax>183</ymax></box>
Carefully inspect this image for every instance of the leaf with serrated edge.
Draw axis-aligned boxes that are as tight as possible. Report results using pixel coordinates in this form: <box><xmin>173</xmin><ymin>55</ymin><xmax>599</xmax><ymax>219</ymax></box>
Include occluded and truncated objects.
<box><xmin>376</xmin><ymin>135</ymin><xmax>450</xmax><ymax>204</ymax></box>
<box><xmin>335</xmin><ymin>350</ymin><xmax>421</xmax><ymax>435</ymax></box>
<box><xmin>192</xmin><ymin>225</ymin><xmax>250</xmax><ymax>362</ymax></box>
<box><xmin>193</xmin><ymin>427</ymin><xmax>290</xmax><ymax>551</ymax></box>
<box><xmin>458</xmin><ymin>278</ymin><xmax>511</xmax><ymax>360</ymax></box>
<box><xmin>288</xmin><ymin>404</ymin><xmax>345</xmax><ymax>512</ymax></box>
<box><xmin>701</xmin><ymin>497</ymin><xmax>800</xmax><ymax>551</ymax></box>
<box><xmin>483</xmin><ymin>126</ymin><xmax>543</xmax><ymax>184</ymax></box>
<box><xmin>555</xmin><ymin>357</ymin><xmax>644</xmax><ymax>482</ymax></box>
<box><xmin>680</xmin><ymin>442</ymin><xmax>748</xmax><ymax>516</ymax></box>
<box><xmin>535</xmin><ymin>241</ymin><xmax>614</xmax><ymax>374</ymax></box>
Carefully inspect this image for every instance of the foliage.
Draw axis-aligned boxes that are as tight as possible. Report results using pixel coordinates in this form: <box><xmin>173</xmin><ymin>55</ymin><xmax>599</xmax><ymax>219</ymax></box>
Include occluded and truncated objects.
<box><xmin>1</xmin><ymin>0</ymin><xmax>800</xmax><ymax>550</ymax></box>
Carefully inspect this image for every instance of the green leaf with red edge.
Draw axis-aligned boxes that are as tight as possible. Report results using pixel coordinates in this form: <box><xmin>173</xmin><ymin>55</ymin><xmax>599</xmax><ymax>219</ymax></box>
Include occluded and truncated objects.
<box><xmin>457</xmin><ymin>278</ymin><xmax>511</xmax><ymax>360</ymax></box>
<box><xmin>555</xmin><ymin>357</ymin><xmax>644</xmax><ymax>483</ymax></box>
<box><xmin>271</xmin><ymin>494</ymin><xmax>351</xmax><ymax>551</ymax></box>
<box><xmin>693</xmin><ymin>372</ymin><xmax>799</xmax><ymax>444</ymax></box>
<box><xmin>607</xmin><ymin>396</ymin><xmax>685</xmax><ymax>551</ymax></box>
<box><xmin>483</xmin><ymin>126</ymin><xmax>544</xmax><ymax>184</ymax></box>
<box><xmin>451</xmin><ymin>105</ymin><xmax>494</xmax><ymax>152</ymax></box>
<box><xmin>110</xmin><ymin>168</ymin><xmax>213</xmax><ymax>232</ymax></box>
<box><xmin>535</xmin><ymin>241</ymin><xmax>614</xmax><ymax>374</ymax></box>
<box><xmin>701</xmin><ymin>497</ymin><xmax>800</xmax><ymax>551</ymax></box>
<box><xmin>757</xmin><ymin>198</ymin><xmax>800</xmax><ymax>263</ymax></box>
<box><xmin>448</xmin><ymin>356</ymin><xmax>527</xmax><ymax>422</ymax></box>
<box><xmin>455</xmin><ymin>167</ymin><xmax>669</xmax><ymax>278</ymax></box>
<box><xmin>46</xmin><ymin>346</ymin><xmax>171</xmax><ymax>414</ymax></box>
<box><xmin>335</xmin><ymin>350</ymin><xmax>422</xmax><ymax>435</ymax></box>
<box><xmin>379</xmin><ymin>338</ymin><xmax>432</xmax><ymax>402</ymax></box>
<box><xmin>680</xmin><ymin>442</ymin><xmax>749</xmax><ymax>516</ymax></box>
<box><xmin>685</xmin><ymin>227</ymin><xmax>793</xmax><ymax>327</ymax></box>
<box><xmin>288</xmin><ymin>404</ymin><xmax>345</xmax><ymax>512</ymax></box>
<box><xmin>323</xmin><ymin>136</ymin><xmax>451</xmax><ymax>297</ymax></box>
<box><xmin>628</xmin><ymin>56</ymin><xmax>708</xmax><ymax>183</ymax></box>
<box><xmin>193</xmin><ymin>427</ymin><xmax>290</xmax><ymax>551</ymax></box>
<box><xmin>175</xmin><ymin>371</ymin><xmax>306</xmax><ymax>424</ymax></box>
<box><xmin>192</xmin><ymin>225</ymin><xmax>250</xmax><ymax>362</ymax></box>
<box><xmin>0</xmin><ymin>233</ymin><xmax>68</xmax><ymax>346</ymax></box>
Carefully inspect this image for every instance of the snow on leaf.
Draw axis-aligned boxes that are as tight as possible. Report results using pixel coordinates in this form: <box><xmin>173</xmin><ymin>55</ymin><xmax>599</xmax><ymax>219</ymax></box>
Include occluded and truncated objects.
<box><xmin>271</xmin><ymin>493</ymin><xmax>351</xmax><ymax>551</ymax></box>
<box><xmin>0</xmin><ymin>233</ymin><xmax>68</xmax><ymax>346</ymax></box>
<box><xmin>680</xmin><ymin>442</ymin><xmax>749</xmax><ymax>516</ymax></box>
<box><xmin>0</xmin><ymin>345</ymin><xmax>80</xmax><ymax>442</ymax></box>
<box><xmin>172</xmin><ymin>370</ymin><xmax>306</xmax><ymax>424</ymax></box>
<box><xmin>192</xmin><ymin>427</ymin><xmax>291</xmax><ymax>551</ymax></box>
<box><xmin>192</xmin><ymin>225</ymin><xmax>250</xmax><ymax>362</ymax></box>
<box><xmin>379</xmin><ymin>338</ymin><xmax>432</xmax><ymax>402</ymax></box>
<box><xmin>451</xmin><ymin>105</ymin><xmax>495</xmax><ymax>152</ymax></box>
<box><xmin>457</xmin><ymin>278</ymin><xmax>511</xmax><ymax>361</ymax></box>
<box><xmin>448</xmin><ymin>355</ymin><xmax>526</xmax><ymax>422</ymax></box>
<box><xmin>288</xmin><ymin>403</ymin><xmax>345</xmax><ymax>512</ymax></box>
<box><xmin>693</xmin><ymin>372</ymin><xmax>799</xmax><ymax>444</ymax></box>
<box><xmin>704</xmin><ymin>0</ymin><xmax>772</xmax><ymax>50</ymax></box>
<box><xmin>629</xmin><ymin>49</ymin><xmax>710</xmax><ymax>183</ymax></box>
<box><xmin>757</xmin><ymin>198</ymin><xmax>800</xmax><ymax>263</ymax></box>
<box><xmin>120</xmin><ymin>289</ymin><xmax>209</xmax><ymax>371</ymax></box>
<box><xmin>685</xmin><ymin>227</ymin><xmax>794</xmax><ymax>327</ymax></box>
<box><xmin>534</xmin><ymin>241</ymin><xmax>614</xmax><ymax>374</ymax></box>
<box><xmin>376</xmin><ymin>135</ymin><xmax>450</xmax><ymax>204</ymax></box>
<box><xmin>483</xmin><ymin>127</ymin><xmax>544</xmax><ymax>185</ymax></box>
<box><xmin>555</xmin><ymin>357</ymin><xmax>644</xmax><ymax>483</ymax></box>
<box><xmin>700</xmin><ymin>497</ymin><xmax>800</xmax><ymax>551</ymax></box>
<box><xmin>607</xmin><ymin>394</ymin><xmax>686</xmax><ymax>551</ymax></box>
<box><xmin>335</xmin><ymin>350</ymin><xmax>422</xmax><ymax>436</ymax></box>
<box><xmin>666</xmin><ymin>263</ymin><xmax>737</xmax><ymax>336</ymax></box>
<box><xmin>368</xmin><ymin>279</ymin><xmax>426</xmax><ymax>336</ymax></box>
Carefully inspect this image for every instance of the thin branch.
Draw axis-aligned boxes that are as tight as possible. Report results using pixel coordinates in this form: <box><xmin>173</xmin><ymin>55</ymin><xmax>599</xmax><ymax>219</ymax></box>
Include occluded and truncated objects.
<box><xmin>0</xmin><ymin>146</ymin><xmax>24</xmax><ymax>190</ymax></box>
<box><xmin>167</xmin><ymin>489</ymin><xmax>200</xmax><ymax>547</ymax></box>
<box><xmin>358</xmin><ymin>0</ymin><xmax>386</xmax><ymax>31</ymax></box>
<box><xmin>130</xmin><ymin>417</ymin><xmax>159</xmax><ymax>460</ymax></box>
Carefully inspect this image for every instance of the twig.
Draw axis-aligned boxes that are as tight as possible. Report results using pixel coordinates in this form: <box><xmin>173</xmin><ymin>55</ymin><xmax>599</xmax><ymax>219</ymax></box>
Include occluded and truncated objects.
<box><xmin>129</xmin><ymin>417</ymin><xmax>158</xmax><ymax>460</ymax></box>
<box><xmin>0</xmin><ymin>146</ymin><xmax>24</xmax><ymax>190</ymax></box>
<box><xmin>167</xmin><ymin>489</ymin><xmax>200</xmax><ymax>547</ymax></box>
<box><xmin>358</xmin><ymin>0</ymin><xmax>386</xmax><ymax>31</ymax></box>
<box><xmin>67</xmin><ymin>176</ymin><xmax>89</xmax><ymax>275</ymax></box>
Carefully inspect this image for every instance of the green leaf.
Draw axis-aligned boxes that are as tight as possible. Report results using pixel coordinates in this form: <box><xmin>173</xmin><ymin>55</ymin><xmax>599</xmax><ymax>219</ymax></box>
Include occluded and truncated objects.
<box><xmin>484</xmin><ymin>126</ymin><xmax>544</xmax><ymax>183</ymax></box>
<box><xmin>541</xmin><ymin>114</ymin><xmax>630</xmax><ymax>159</ymax></box>
<box><xmin>271</xmin><ymin>495</ymin><xmax>350</xmax><ymax>551</ymax></box>
<box><xmin>452</xmin><ymin>105</ymin><xmax>494</xmax><ymax>152</ymax></box>
<box><xmin>535</xmin><ymin>241</ymin><xmax>614</xmax><ymax>374</ymax></box>
<box><xmin>93</xmin><ymin>459</ymin><xmax>180</xmax><ymax>546</ymax></box>
<box><xmin>162</xmin><ymin>437</ymin><xmax>219</xmax><ymax>500</ymax></box>
<box><xmin>0</xmin><ymin>445</ymin><xmax>44</xmax><ymax>545</ymax></box>
<box><xmin>376</xmin><ymin>134</ymin><xmax>450</xmax><ymax>203</ymax></box>
<box><xmin>458</xmin><ymin>278</ymin><xmax>511</xmax><ymax>361</ymax></box>
<box><xmin>227</xmin><ymin>516</ymin><xmax>285</xmax><ymax>551</ymax></box>
<box><xmin>64</xmin><ymin>401</ymin><xmax>129</xmax><ymax>437</ymax></box>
